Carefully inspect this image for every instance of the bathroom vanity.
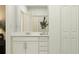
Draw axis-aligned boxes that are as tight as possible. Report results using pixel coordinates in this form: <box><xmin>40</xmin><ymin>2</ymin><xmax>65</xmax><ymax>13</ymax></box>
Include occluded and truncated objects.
<box><xmin>10</xmin><ymin>32</ymin><xmax>49</xmax><ymax>54</ymax></box>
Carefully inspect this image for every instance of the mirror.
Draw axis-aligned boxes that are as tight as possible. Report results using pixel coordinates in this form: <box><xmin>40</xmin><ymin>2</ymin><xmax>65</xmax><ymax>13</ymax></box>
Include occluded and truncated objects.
<box><xmin>18</xmin><ymin>5</ymin><xmax>49</xmax><ymax>34</ymax></box>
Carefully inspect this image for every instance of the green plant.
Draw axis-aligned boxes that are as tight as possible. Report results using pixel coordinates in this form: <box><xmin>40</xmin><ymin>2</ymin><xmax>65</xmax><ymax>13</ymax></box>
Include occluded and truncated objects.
<box><xmin>40</xmin><ymin>17</ymin><xmax>48</xmax><ymax>29</ymax></box>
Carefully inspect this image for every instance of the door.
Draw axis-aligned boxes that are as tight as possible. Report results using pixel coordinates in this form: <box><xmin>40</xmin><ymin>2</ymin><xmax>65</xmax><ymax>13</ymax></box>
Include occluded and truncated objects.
<box><xmin>12</xmin><ymin>41</ymin><xmax>25</xmax><ymax>54</ymax></box>
<box><xmin>61</xmin><ymin>6</ymin><xmax>78</xmax><ymax>53</ymax></box>
<box><xmin>12</xmin><ymin>36</ymin><xmax>39</xmax><ymax>54</ymax></box>
<box><xmin>13</xmin><ymin>41</ymin><xmax>39</xmax><ymax>54</ymax></box>
<box><xmin>26</xmin><ymin>41</ymin><xmax>38</xmax><ymax>54</ymax></box>
<box><xmin>49</xmin><ymin>6</ymin><xmax>79</xmax><ymax>54</ymax></box>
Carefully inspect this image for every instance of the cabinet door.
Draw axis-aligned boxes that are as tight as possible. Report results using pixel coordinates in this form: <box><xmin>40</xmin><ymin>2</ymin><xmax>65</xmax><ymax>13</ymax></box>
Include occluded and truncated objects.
<box><xmin>12</xmin><ymin>41</ymin><xmax>25</xmax><ymax>54</ymax></box>
<box><xmin>12</xmin><ymin>36</ymin><xmax>39</xmax><ymax>54</ymax></box>
<box><xmin>26</xmin><ymin>42</ymin><xmax>38</xmax><ymax>54</ymax></box>
<box><xmin>61</xmin><ymin>6</ymin><xmax>78</xmax><ymax>53</ymax></box>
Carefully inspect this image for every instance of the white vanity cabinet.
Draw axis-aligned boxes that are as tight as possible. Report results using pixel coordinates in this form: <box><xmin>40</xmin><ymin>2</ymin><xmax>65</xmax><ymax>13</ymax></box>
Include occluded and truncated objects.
<box><xmin>11</xmin><ymin>36</ymin><xmax>49</xmax><ymax>54</ymax></box>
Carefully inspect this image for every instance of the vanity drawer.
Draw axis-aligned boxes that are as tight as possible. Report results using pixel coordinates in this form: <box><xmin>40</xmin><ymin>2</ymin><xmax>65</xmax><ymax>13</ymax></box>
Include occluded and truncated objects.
<box><xmin>39</xmin><ymin>47</ymin><xmax>48</xmax><ymax>50</ymax></box>
<box><xmin>39</xmin><ymin>42</ymin><xmax>48</xmax><ymax>46</ymax></box>
<box><xmin>39</xmin><ymin>37</ymin><xmax>48</xmax><ymax>42</ymax></box>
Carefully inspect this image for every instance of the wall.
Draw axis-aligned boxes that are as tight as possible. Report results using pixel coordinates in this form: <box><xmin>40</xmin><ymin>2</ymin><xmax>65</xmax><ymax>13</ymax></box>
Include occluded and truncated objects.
<box><xmin>49</xmin><ymin>6</ymin><xmax>61</xmax><ymax>53</ymax></box>
<box><xmin>6</xmin><ymin>5</ymin><xmax>17</xmax><ymax>53</ymax></box>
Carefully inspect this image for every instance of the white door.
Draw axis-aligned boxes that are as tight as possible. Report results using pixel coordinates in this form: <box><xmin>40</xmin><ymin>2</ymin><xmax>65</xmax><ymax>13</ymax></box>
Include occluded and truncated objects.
<box><xmin>12</xmin><ymin>41</ymin><xmax>26</xmax><ymax>54</ymax></box>
<box><xmin>26</xmin><ymin>42</ymin><xmax>38</xmax><ymax>54</ymax></box>
<box><xmin>12</xmin><ymin>36</ymin><xmax>39</xmax><ymax>54</ymax></box>
<box><xmin>13</xmin><ymin>41</ymin><xmax>39</xmax><ymax>54</ymax></box>
<box><xmin>49</xmin><ymin>6</ymin><xmax>79</xmax><ymax>54</ymax></box>
<box><xmin>61</xmin><ymin>6</ymin><xmax>78</xmax><ymax>53</ymax></box>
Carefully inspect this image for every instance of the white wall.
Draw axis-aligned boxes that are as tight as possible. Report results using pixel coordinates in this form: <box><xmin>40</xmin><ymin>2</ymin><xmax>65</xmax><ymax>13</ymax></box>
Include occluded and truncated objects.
<box><xmin>6</xmin><ymin>5</ymin><xmax>17</xmax><ymax>53</ymax></box>
<box><xmin>49</xmin><ymin>6</ymin><xmax>61</xmax><ymax>53</ymax></box>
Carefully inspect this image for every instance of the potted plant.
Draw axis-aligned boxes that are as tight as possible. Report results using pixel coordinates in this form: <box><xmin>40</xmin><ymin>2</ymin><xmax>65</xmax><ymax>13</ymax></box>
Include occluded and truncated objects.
<box><xmin>40</xmin><ymin>17</ymin><xmax>48</xmax><ymax>34</ymax></box>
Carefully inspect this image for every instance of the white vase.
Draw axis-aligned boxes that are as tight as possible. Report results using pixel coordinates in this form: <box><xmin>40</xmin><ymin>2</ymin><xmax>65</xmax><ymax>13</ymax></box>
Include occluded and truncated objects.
<box><xmin>41</xmin><ymin>28</ymin><xmax>47</xmax><ymax>35</ymax></box>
